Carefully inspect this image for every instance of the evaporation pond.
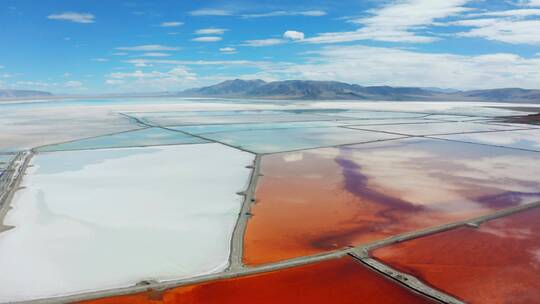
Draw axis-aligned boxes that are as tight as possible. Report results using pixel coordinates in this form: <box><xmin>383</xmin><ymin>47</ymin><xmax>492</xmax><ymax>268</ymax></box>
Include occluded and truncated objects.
<box><xmin>170</xmin><ymin>121</ymin><xmax>350</xmax><ymax>135</ymax></box>
<box><xmin>244</xmin><ymin>137</ymin><xmax>540</xmax><ymax>264</ymax></box>
<box><xmin>434</xmin><ymin>129</ymin><xmax>540</xmax><ymax>152</ymax></box>
<box><xmin>371</xmin><ymin>207</ymin><xmax>540</xmax><ymax>304</ymax></box>
<box><xmin>79</xmin><ymin>257</ymin><xmax>435</xmax><ymax>304</ymax></box>
<box><xmin>0</xmin><ymin>143</ymin><xmax>253</xmax><ymax>302</ymax></box>
<box><xmin>37</xmin><ymin>127</ymin><xmax>207</xmax><ymax>152</ymax></box>
<box><xmin>200</xmin><ymin>127</ymin><xmax>402</xmax><ymax>153</ymax></box>
<box><xmin>318</xmin><ymin>110</ymin><xmax>427</xmax><ymax>120</ymax></box>
<box><xmin>349</xmin><ymin>122</ymin><xmax>520</xmax><ymax>136</ymax></box>
<box><xmin>135</xmin><ymin>113</ymin><xmax>344</xmax><ymax>126</ymax></box>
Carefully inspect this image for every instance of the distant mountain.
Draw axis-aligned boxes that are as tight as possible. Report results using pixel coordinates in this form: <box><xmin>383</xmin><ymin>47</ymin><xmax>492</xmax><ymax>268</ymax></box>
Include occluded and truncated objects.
<box><xmin>0</xmin><ymin>89</ymin><xmax>53</xmax><ymax>98</ymax></box>
<box><xmin>179</xmin><ymin>79</ymin><xmax>540</xmax><ymax>102</ymax></box>
<box><xmin>180</xmin><ymin>79</ymin><xmax>439</xmax><ymax>101</ymax></box>
<box><xmin>454</xmin><ymin>88</ymin><xmax>540</xmax><ymax>102</ymax></box>
<box><xmin>182</xmin><ymin>79</ymin><xmax>266</xmax><ymax>96</ymax></box>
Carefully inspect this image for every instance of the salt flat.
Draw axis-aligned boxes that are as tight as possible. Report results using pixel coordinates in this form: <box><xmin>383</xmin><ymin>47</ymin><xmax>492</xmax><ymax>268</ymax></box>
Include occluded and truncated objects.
<box><xmin>1</xmin><ymin>98</ymin><xmax>540</xmax><ymax>303</ymax></box>
<box><xmin>0</xmin><ymin>143</ymin><xmax>253</xmax><ymax>302</ymax></box>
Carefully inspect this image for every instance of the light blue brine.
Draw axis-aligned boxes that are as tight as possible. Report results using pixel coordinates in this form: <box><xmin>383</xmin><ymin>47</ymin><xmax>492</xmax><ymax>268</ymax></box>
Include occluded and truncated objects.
<box><xmin>37</xmin><ymin>127</ymin><xmax>207</xmax><ymax>152</ymax></box>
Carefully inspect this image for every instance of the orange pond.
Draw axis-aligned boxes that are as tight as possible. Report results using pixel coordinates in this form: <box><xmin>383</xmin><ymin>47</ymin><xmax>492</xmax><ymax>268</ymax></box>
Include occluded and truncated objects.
<box><xmin>371</xmin><ymin>207</ymin><xmax>540</xmax><ymax>304</ymax></box>
<box><xmin>244</xmin><ymin>138</ymin><xmax>540</xmax><ymax>265</ymax></box>
<box><xmin>79</xmin><ymin>257</ymin><xmax>434</xmax><ymax>304</ymax></box>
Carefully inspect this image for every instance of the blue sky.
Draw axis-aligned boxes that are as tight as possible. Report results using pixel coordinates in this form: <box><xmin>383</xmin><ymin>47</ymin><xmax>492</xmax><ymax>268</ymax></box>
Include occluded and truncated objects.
<box><xmin>1</xmin><ymin>0</ymin><xmax>540</xmax><ymax>93</ymax></box>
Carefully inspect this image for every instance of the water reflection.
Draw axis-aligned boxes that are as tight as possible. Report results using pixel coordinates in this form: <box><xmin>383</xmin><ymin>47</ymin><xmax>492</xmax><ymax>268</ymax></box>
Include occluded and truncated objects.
<box><xmin>434</xmin><ymin>129</ymin><xmax>540</xmax><ymax>152</ymax></box>
<box><xmin>244</xmin><ymin>138</ymin><xmax>540</xmax><ymax>265</ymax></box>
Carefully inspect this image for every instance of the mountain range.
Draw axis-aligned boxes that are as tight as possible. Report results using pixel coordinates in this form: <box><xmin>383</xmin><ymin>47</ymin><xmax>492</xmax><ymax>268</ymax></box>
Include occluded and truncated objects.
<box><xmin>179</xmin><ymin>79</ymin><xmax>540</xmax><ymax>103</ymax></box>
<box><xmin>3</xmin><ymin>80</ymin><xmax>540</xmax><ymax>103</ymax></box>
<box><xmin>0</xmin><ymin>89</ymin><xmax>53</xmax><ymax>98</ymax></box>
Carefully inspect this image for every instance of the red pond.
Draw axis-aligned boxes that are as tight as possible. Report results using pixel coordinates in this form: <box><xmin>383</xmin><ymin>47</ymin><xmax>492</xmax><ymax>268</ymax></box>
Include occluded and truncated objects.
<box><xmin>79</xmin><ymin>257</ymin><xmax>434</xmax><ymax>304</ymax></box>
<box><xmin>372</xmin><ymin>207</ymin><xmax>540</xmax><ymax>304</ymax></box>
<box><xmin>244</xmin><ymin>138</ymin><xmax>540</xmax><ymax>265</ymax></box>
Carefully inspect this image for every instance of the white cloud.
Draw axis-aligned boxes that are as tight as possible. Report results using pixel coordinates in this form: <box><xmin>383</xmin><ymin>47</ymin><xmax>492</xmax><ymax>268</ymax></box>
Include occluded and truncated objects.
<box><xmin>190</xmin><ymin>9</ymin><xmax>232</xmax><ymax>16</ymax></box>
<box><xmin>455</xmin><ymin>18</ymin><xmax>540</xmax><ymax>44</ymax></box>
<box><xmin>15</xmin><ymin>81</ymin><xmax>51</xmax><ymax>88</ymax></box>
<box><xmin>468</xmin><ymin>9</ymin><xmax>540</xmax><ymax>17</ymax></box>
<box><xmin>64</xmin><ymin>80</ymin><xmax>83</xmax><ymax>88</ymax></box>
<box><xmin>116</xmin><ymin>44</ymin><xmax>180</xmax><ymax>51</ymax></box>
<box><xmin>304</xmin><ymin>29</ymin><xmax>435</xmax><ymax>44</ymax></box>
<box><xmin>353</xmin><ymin>0</ymin><xmax>470</xmax><ymax>29</ymax></box>
<box><xmin>106</xmin><ymin>66</ymin><xmax>198</xmax><ymax>91</ymax></box>
<box><xmin>258</xmin><ymin>45</ymin><xmax>540</xmax><ymax>90</ymax></box>
<box><xmin>219</xmin><ymin>47</ymin><xmax>237</xmax><ymax>54</ymax></box>
<box><xmin>195</xmin><ymin>28</ymin><xmax>227</xmax><ymax>35</ymax></box>
<box><xmin>525</xmin><ymin>0</ymin><xmax>540</xmax><ymax>6</ymax></box>
<box><xmin>160</xmin><ymin>21</ymin><xmax>183</xmax><ymax>27</ymax></box>
<box><xmin>47</xmin><ymin>12</ymin><xmax>95</xmax><ymax>24</ymax></box>
<box><xmin>305</xmin><ymin>0</ymin><xmax>470</xmax><ymax>43</ymax></box>
<box><xmin>112</xmin><ymin>52</ymin><xmax>128</xmax><ymax>56</ymax></box>
<box><xmin>192</xmin><ymin>36</ymin><xmax>222</xmax><ymax>42</ymax></box>
<box><xmin>240</xmin><ymin>31</ymin><xmax>303</xmax><ymax>48</ymax></box>
<box><xmin>242</xmin><ymin>38</ymin><xmax>285</xmax><ymax>47</ymax></box>
<box><xmin>12</xmin><ymin>80</ymin><xmax>84</xmax><ymax>89</ymax></box>
<box><xmin>283</xmin><ymin>30</ymin><xmax>305</xmax><ymax>41</ymax></box>
<box><xmin>92</xmin><ymin>58</ymin><xmax>108</xmax><ymax>62</ymax></box>
<box><xmin>242</xmin><ymin>10</ymin><xmax>326</xmax><ymax>18</ymax></box>
<box><xmin>451</xmin><ymin>18</ymin><xmax>499</xmax><ymax>27</ymax></box>
<box><xmin>124</xmin><ymin>59</ymin><xmax>273</xmax><ymax>68</ymax></box>
<box><xmin>299</xmin><ymin>10</ymin><xmax>327</xmax><ymax>16</ymax></box>
<box><xmin>140</xmin><ymin>52</ymin><xmax>171</xmax><ymax>57</ymax></box>
<box><xmin>106</xmin><ymin>79</ymin><xmax>124</xmax><ymax>85</ymax></box>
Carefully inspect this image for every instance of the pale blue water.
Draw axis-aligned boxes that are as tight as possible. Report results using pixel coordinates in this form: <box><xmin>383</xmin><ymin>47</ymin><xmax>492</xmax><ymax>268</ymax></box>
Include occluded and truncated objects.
<box><xmin>320</xmin><ymin>110</ymin><xmax>428</xmax><ymax>120</ymax></box>
<box><xmin>37</xmin><ymin>127</ymin><xmax>207</xmax><ymax>152</ymax></box>
<box><xmin>137</xmin><ymin>113</ymin><xmax>349</xmax><ymax>126</ymax></box>
<box><xmin>200</xmin><ymin>127</ymin><xmax>403</xmax><ymax>153</ymax></box>
<box><xmin>170</xmin><ymin>121</ymin><xmax>349</xmax><ymax>135</ymax></box>
<box><xmin>349</xmin><ymin>122</ymin><xmax>523</xmax><ymax>136</ymax></box>
<box><xmin>433</xmin><ymin>129</ymin><xmax>540</xmax><ymax>152</ymax></box>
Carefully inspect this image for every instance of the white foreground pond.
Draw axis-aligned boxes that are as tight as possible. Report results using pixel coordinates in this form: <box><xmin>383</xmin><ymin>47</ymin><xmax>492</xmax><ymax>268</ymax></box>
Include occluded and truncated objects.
<box><xmin>0</xmin><ymin>143</ymin><xmax>254</xmax><ymax>302</ymax></box>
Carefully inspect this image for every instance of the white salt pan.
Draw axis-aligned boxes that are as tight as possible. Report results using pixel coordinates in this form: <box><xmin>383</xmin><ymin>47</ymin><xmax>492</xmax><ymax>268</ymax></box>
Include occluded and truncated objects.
<box><xmin>0</xmin><ymin>144</ymin><xmax>254</xmax><ymax>302</ymax></box>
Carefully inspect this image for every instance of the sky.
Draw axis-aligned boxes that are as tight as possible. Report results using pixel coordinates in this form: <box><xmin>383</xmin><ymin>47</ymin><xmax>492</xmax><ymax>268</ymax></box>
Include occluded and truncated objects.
<box><xmin>1</xmin><ymin>0</ymin><xmax>540</xmax><ymax>93</ymax></box>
